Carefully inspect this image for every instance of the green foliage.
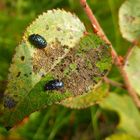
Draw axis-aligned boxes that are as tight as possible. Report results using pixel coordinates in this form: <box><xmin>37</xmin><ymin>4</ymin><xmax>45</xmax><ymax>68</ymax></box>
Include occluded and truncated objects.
<box><xmin>0</xmin><ymin>0</ymin><xmax>140</xmax><ymax>139</ymax></box>
<box><xmin>17</xmin><ymin>106</ymin><xmax>93</xmax><ymax>140</ymax></box>
<box><xmin>100</xmin><ymin>93</ymin><xmax>140</xmax><ymax>138</ymax></box>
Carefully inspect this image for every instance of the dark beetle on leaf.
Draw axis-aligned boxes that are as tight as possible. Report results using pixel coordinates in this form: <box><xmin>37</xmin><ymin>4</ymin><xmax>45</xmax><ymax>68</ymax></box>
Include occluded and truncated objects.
<box><xmin>28</xmin><ymin>34</ymin><xmax>47</xmax><ymax>48</ymax></box>
<box><xmin>45</xmin><ymin>80</ymin><xmax>64</xmax><ymax>90</ymax></box>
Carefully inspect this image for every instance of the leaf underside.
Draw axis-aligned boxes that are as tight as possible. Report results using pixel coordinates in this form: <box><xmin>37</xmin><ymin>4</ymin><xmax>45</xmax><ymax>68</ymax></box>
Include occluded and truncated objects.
<box><xmin>124</xmin><ymin>46</ymin><xmax>140</xmax><ymax>96</ymax></box>
<box><xmin>100</xmin><ymin>93</ymin><xmax>140</xmax><ymax>138</ymax></box>
<box><xmin>0</xmin><ymin>9</ymin><xmax>112</xmax><ymax>127</ymax></box>
<box><xmin>119</xmin><ymin>0</ymin><xmax>140</xmax><ymax>96</ymax></box>
<box><xmin>119</xmin><ymin>0</ymin><xmax>140</xmax><ymax>42</ymax></box>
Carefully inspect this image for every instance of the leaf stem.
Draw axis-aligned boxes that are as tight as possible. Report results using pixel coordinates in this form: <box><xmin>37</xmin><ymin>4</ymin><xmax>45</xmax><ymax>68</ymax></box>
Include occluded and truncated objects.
<box><xmin>79</xmin><ymin>0</ymin><xmax>140</xmax><ymax>108</ymax></box>
<box><xmin>79</xmin><ymin>0</ymin><xmax>110</xmax><ymax>45</ymax></box>
<box><xmin>48</xmin><ymin>108</ymin><xmax>69</xmax><ymax>140</ymax></box>
<box><xmin>33</xmin><ymin>110</ymin><xmax>51</xmax><ymax>140</ymax></box>
<box><xmin>103</xmin><ymin>77</ymin><xmax>126</xmax><ymax>90</ymax></box>
<box><xmin>90</xmin><ymin>106</ymin><xmax>101</xmax><ymax>140</ymax></box>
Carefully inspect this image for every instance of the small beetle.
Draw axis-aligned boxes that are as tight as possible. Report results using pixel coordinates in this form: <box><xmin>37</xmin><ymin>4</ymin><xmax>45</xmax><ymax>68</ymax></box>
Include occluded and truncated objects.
<box><xmin>45</xmin><ymin>79</ymin><xmax>64</xmax><ymax>90</ymax></box>
<box><xmin>28</xmin><ymin>34</ymin><xmax>47</xmax><ymax>48</ymax></box>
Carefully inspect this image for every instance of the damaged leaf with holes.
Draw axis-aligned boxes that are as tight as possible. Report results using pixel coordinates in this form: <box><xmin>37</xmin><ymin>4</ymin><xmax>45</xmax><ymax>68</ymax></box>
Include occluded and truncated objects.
<box><xmin>0</xmin><ymin>9</ymin><xmax>112</xmax><ymax>127</ymax></box>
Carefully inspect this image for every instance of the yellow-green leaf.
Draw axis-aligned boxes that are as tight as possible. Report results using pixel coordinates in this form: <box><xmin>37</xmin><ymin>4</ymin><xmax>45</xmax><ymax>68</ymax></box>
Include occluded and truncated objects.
<box><xmin>124</xmin><ymin>46</ymin><xmax>140</xmax><ymax>96</ymax></box>
<box><xmin>106</xmin><ymin>133</ymin><xmax>139</xmax><ymax>140</ymax></box>
<box><xmin>119</xmin><ymin>0</ymin><xmax>140</xmax><ymax>42</ymax></box>
<box><xmin>100</xmin><ymin>93</ymin><xmax>140</xmax><ymax>138</ymax></box>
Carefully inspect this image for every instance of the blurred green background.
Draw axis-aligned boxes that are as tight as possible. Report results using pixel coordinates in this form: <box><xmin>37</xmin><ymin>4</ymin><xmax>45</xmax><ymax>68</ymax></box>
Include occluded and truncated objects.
<box><xmin>0</xmin><ymin>0</ymin><xmax>136</xmax><ymax>140</ymax></box>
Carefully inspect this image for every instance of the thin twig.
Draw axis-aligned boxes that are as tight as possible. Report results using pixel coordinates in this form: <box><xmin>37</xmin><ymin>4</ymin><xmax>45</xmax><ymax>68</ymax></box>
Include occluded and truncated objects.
<box><xmin>80</xmin><ymin>0</ymin><xmax>110</xmax><ymax>45</ymax></box>
<box><xmin>103</xmin><ymin>77</ymin><xmax>126</xmax><ymax>90</ymax></box>
<box><xmin>80</xmin><ymin>0</ymin><xmax>140</xmax><ymax>108</ymax></box>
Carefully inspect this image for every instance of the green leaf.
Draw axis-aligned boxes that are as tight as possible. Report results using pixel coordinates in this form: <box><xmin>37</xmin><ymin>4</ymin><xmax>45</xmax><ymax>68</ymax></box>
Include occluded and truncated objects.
<box><xmin>1</xmin><ymin>9</ymin><xmax>112</xmax><ymax>127</ymax></box>
<box><xmin>105</xmin><ymin>133</ymin><xmax>139</xmax><ymax>140</ymax></box>
<box><xmin>0</xmin><ymin>12</ymin><xmax>30</xmax><ymax>81</ymax></box>
<box><xmin>119</xmin><ymin>0</ymin><xmax>140</xmax><ymax>42</ymax></box>
<box><xmin>124</xmin><ymin>46</ymin><xmax>140</xmax><ymax>96</ymax></box>
<box><xmin>100</xmin><ymin>93</ymin><xmax>140</xmax><ymax>138</ymax></box>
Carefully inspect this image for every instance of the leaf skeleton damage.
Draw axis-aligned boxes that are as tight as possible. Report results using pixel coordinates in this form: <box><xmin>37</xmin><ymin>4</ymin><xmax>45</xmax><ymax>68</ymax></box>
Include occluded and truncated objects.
<box><xmin>32</xmin><ymin>34</ymin><xmax>111</xmax><ymax>96</ymax></box>
<box><xmin>28</xmin><ymin>32</ymin><xmax>111</xmax><ymax>95</ymax></box>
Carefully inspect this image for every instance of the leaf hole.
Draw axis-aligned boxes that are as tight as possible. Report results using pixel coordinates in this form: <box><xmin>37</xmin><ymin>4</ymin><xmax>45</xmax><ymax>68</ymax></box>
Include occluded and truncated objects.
<box><xmin>16</xmin><ymin>72</ymin><xmax>21</xmax><ymax>77</ymax></box>
<box><xmin>21</xmin><ymin>56</ymin><xmax>25</xmax><ymax>61</ymax></box>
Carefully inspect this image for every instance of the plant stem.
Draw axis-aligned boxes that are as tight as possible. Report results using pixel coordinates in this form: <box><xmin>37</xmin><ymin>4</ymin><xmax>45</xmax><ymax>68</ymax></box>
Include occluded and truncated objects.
<box><xmin>79</xmin><ymin>0</ymin><xmax>140</xmax><ymax>108</ymax></box>
<box><xmin>33</xmin><ymin>110</ymin><xmax>51</xmax><ymax>140</ymax></box>
<box><xmin>48</xmin><ymin>108</ymin><xmax>69</xmax><ymax>140</ymax></box>
<box><xmin>103</xmin><ymin>77</ymin><xmax>126</xmax><ymax>90</ymax></box>
<box><xmin>90</xmin><ymin>106</ymin><xmax>101</xmax><ymax>140</ymax></box>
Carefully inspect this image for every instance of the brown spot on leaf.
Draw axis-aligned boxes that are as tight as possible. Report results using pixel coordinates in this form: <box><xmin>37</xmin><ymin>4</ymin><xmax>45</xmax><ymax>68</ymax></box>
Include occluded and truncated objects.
<box><xmin>69</xmin><ymin>36</ymin><xmax>73</xmax><ymax>39</ymax></box>
<box><xmin>21</xmin><ymin>56</ymin><xmax>25</xmax><ymax>61</ymax></box>
<box><xmin>24</xmin><ymin>73</ymin><xmax>28</xmax><ymax>77</ymax></box>
<box><xmin>0</xmin><ymin>92</ymin><xmax>4</xmax><ymax>99</ymax></box>
<box><xmin>126</xmin><ymin>63</ymin><xmax>129</xmax><ymax>66</ymax></box>
<box><xmin>84</xmin><ymin>4</ymin><xmax>87</xmax><ymax>8</ymax></box>
<box><xmin>46</xmin><ymin>24</ymin><xmax>49</xmax><ymax>30</ymax></box>
<box><xmin>16</xmin><ymin>72</ymin><xmax>21</xmax><ymax>77</ymax></box>
<box><xmin>56</xmin><ymin>27</ymin><xmax>61</xmax><ymax>31</ymax></box>
<box><xmin>124</xmin><ymin>14</ymin><xmax>135</xmax><ymax>23</ymax></box>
